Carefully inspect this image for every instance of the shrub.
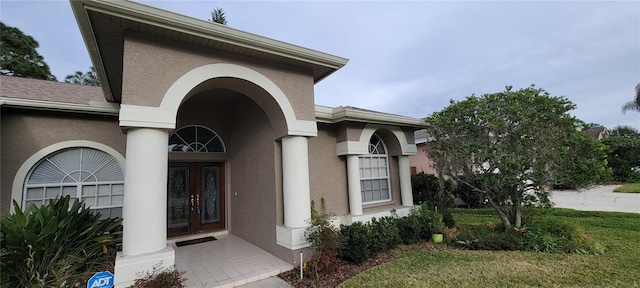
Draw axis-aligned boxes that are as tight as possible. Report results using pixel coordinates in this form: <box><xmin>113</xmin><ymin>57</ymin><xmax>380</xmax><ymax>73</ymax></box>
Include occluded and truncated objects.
<box><xmin>522</xmin><ymin>217</ymin><xmax>598</xmax><ymax>253</ymax></box>
<box><xmin>0</xmin><ymin>196</ymin><xmax>121</xmax><ymax>287</ymax></box>
<box><xmin>369</xmin><ymin>216</ymin><xmax>401</xmax><ymax>253</ymax></box>
<box><xmin>305</xmin><ymin>198</ymin><xmax>341</xmax><ymax>277</ymax></box>
<box><xmin>339</xmin><ymin>222</ymin><xmax>371</xmax><ymax>263</ymax></box>
<box><xmin>410</xmin><ymin>203</ymin><xmax>443</xmax><ymax>239</ymax></box>
<box><xmin>129</xmin><ymin>264</ymin><xmax>186</xmax><ymax>288</ymax></box>
<box><xmin>442</xmin><ymin>209</ymin><xmax>456</xmax><ymax>228</ymax></box>
<box><xmin>396</xmin><ymin>214</ymin><xmax>422</xmax><ymax>245</ymax></box>
<box><xmin>454</xmin><ymin>224</ymin><xmax>522</xmax><ymax>251</ymax></box>
<box><xmin>411</xmin><ymin>172</ymin><xmax>454</xmax><ymax>209</ymax></box>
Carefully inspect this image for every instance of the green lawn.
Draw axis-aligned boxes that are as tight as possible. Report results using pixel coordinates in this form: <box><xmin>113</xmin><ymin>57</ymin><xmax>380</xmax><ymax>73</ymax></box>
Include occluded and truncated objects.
<box><xmin>613</xmin><ymin>183</ymin><xmax>640</xmax><ymax>193</ymax></box>
<box><xmin>339</xmin><ymin>208</ymin><xmax>640</xmax><ymax>288</ymax></box>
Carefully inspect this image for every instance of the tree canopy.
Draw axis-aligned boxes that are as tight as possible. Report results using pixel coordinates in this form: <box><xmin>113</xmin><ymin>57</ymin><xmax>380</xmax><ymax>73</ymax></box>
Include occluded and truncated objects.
<box><xmin>208</xmin><ymin>7</ymin><xmax>227</xmax><ymax>25</ymax></box>
<box><xmin>0</xmin><ymin>22</ymin><xmax>56</xmax><ymax>81</ymax></box>
<box><xmin>65</xmin><ymin>66</ymin><xmax>100</xmax><ymax>86</ymax></box>
<box><xmin>425</xmin><ymin>85</ymin><xmax>609</xmax><ymax>228</ymax></box>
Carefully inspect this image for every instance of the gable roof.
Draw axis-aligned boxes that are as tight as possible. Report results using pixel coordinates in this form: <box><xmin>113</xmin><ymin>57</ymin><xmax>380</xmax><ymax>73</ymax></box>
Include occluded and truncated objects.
<box><xmin>584</xmin><ymin>126</ymin><xmax>609</xmax><ymax>140</ymax></box>
<box><xmin>70</xmin><ymin>0</ymin><xmax>349</xmax><ymax>103</ymax></box>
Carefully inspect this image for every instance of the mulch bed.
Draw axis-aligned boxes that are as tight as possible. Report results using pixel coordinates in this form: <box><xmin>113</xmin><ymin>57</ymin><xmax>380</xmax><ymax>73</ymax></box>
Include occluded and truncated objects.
<box><xmin>278</xmin><ymin>242</ymin><xmax>446</xmax><ymax>288</ymax></box>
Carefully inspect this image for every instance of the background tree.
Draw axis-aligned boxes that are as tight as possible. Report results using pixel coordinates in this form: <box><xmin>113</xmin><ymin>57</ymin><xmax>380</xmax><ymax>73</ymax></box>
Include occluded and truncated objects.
<box><xmin>610</xmin><ymin>125</ymin><xmax>640</xmax><ymax>139</ymax></box>
<box><xmin>425</xmin><ymin>85</ymin><xmax>609</xmax><ymax>229</ymax></box>
<box><xmin>65</xmin><ymin>66</ymin><xmax>100</xmax><ymax>86</ymax></box>
<box><xmin>621</xmin><ymin>83</ymin><xmax>640</xmax><ymax>113</ymax></box>
<box><xmin>602</xmin><ymin>136</ymin><xmax>640</xmax><ymax>183</ymax></box>
<box><xmin>0</xmin><ymin>22</ymin><xmax>56</xmax><ymax>80</ymax></box>
<box><xmin>208</xmin><ymin>7</ymin><xmax>227</xmax><ymax>25</ymax></box>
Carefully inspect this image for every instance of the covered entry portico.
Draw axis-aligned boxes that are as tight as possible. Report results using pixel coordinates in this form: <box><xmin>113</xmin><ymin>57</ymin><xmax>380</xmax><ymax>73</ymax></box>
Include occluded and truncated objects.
<box><xmin>71</xmin><ymin>1</ymin><xmax>348</xmax><ymax>286</ymax></box>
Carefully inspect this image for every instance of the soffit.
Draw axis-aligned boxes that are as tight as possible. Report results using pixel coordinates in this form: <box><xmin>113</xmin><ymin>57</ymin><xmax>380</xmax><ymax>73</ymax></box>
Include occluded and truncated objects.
<box><xmin>71</xmin><ymin>0</ymin><xmax>348</xmax><ymax>103</ymax></box>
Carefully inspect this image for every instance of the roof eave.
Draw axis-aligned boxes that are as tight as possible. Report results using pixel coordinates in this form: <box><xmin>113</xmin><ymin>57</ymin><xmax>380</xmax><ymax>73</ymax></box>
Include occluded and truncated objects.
<box><xmin>315</xmin><ymin>105</ymin><xmax>427</xmax><ymax>128</ymax></box>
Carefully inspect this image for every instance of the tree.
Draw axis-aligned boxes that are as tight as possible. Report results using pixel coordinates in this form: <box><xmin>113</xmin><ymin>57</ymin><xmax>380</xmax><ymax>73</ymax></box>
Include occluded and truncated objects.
<box><xmin>0</xmin><ymin>22</ymin><xmax>56</xmax><ymax>80</ymax></box>
<box><xmin>610</xmin><ymin>125</ymin><xmax>640</xmax><ymax>139</ymax></box>
<box><xmin>425</xmin><ymin>85</ymin><xmax>609</xmax><ymax>229</ymax></box>
<box><xmin>621</xmin><ymin>83</ymin><xmax>640</xmax><ymax>114</ymax></box>
<box><xmin>208</xmin><ymin>7</ymin><xmax>227</xmax><ymax>25</ymax></box>
<box><xmin>65</xmin><ymin>66</ymin><xmax>100</xmax><ymax>86</ymax></box>
<box><xmin>602</xmin><ymin>137</ymin><xmax>640</xmax><ymax>182</ymax></box>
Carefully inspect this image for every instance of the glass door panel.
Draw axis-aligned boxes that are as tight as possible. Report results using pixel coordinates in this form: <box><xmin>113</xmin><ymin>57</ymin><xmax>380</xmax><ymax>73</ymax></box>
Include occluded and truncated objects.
<box><xmin>168</xmin><ymin>166</ymin><xmax>190</xmax><ymax>235</ymax></box>
<box><xmin>201</xmin><ymin>166</ymin><xmax>220</xmax><ymax>223</ymax></box>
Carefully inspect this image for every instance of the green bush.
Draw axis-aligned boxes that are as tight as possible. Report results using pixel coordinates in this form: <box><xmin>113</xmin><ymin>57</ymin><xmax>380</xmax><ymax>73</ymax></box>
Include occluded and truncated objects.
<box><xmin>339</xmin><ymin>222</ymin><xmax>371</xmax><ymax>263</ymax></box>
<box><xmin>396</xmin><ymin>214</ymin><xmax>422</xmax><ymax>245</ymax></box>
<box><xmin>305</xmin><ymin>199</ymin><xmax>342</xmax><ymax>276</ymax></box>
<box><xmin>410</xmin><ymin>204</ymin><xmax>443</xmax><ymax>239</ymax></box>
<box><xmin>0</xmin><ymin>196</ymin><xmax>122</xmax><ymax>287</ymax></box>
<box><xmin>522</xmin><ymin>217</ymin><xmax>597</xmax><ymax>253</ymax></box>
<box><xmin>369</xmin><ymin>217</ymin><xmax>401</xmax><ymax>253</ymax></box>
<box><xmin>411</xmin><ymin>172</ymin><xmax>454</xmax><ymax>209</ymax></box>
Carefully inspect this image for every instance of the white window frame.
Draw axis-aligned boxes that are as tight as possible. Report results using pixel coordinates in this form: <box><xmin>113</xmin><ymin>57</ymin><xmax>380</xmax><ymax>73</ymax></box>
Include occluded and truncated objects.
<box><xmin>23</xmin><ymin>147</ymin><xmax>125</xmax><ymax>219</ymax></box>
<box><xmin>359</xmin><ymin>134</ymin><xmax>392</xmax><ymax>204</ymax></box>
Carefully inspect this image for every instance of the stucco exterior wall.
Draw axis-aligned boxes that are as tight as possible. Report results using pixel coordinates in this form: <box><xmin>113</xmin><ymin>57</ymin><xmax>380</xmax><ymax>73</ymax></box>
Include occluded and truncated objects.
<box><xmin>226</xmin><ymin>96</ymin><xmax>283</xmax><ymax>259</ymax></box>
<box><xmin>121</xmin><ymin>35</ymin><xmax>316</xmax><ymax>122</ymax></box>
<box><xmin>409</xmin><ymin>142</ymin><xmax>438</xmax><ymax>175</ymax></box>
<box><xmin>309</xmin><ymin>123</ymin><xmax>349</xmax><ymax>216</ymax></box>
<box><xmin>0</xmin><ymin>109</ymin><xmax>125</xmax><ymax>213</ymax></box>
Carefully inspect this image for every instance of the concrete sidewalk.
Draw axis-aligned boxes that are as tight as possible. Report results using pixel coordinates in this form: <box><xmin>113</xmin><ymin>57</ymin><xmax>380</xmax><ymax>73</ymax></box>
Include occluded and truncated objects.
<box><xmin>549</xmin><ymin>185</ymin><xmax>640</xmax><ymax>213</ymax></box>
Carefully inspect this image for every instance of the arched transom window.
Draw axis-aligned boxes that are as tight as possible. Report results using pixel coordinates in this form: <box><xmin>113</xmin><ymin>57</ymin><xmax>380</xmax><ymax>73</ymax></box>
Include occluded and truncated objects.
<box><xmin>24</xmin><ymin>147</ymin><xmax>124</xmax><ymax>219</ymax></box>
<box><xmin>169</xmin><ymin>125</ymin><xmax>225</xmax><ymax>152</ymax></box>
<box><xmin>359</xmin><ymin>134</ymin><xmax>391</xmax><ymax>203</ymax></box>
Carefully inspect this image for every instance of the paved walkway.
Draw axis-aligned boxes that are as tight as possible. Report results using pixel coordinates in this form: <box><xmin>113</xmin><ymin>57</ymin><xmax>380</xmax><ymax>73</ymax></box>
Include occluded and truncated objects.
<box><xmin>549</xmin><ymin>185</ymin><xmax>640</xmax><ymax>213</ymax></box>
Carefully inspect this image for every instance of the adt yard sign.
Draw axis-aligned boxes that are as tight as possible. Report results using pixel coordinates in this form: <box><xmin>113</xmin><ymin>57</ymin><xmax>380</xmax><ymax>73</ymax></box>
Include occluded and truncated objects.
<box><xmin>88</xmin><ymin>271</ymin><xmax>114</xmax><ymax>288</ymax></box>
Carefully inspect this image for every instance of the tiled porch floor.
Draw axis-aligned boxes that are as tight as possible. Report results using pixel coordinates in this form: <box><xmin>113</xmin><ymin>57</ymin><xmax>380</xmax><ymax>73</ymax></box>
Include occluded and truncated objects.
<box><xmin>171</xmin><ymin>233</ymin><xmax>293</xmax><ymax>288</ymax></box>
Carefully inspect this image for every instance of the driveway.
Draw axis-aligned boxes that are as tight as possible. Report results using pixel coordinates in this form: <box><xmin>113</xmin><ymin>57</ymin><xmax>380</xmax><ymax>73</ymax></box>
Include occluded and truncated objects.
<box><xmin>549</xmin><ymin>185</ymin><xmax>640</xmax><ymax>213</ymax></box>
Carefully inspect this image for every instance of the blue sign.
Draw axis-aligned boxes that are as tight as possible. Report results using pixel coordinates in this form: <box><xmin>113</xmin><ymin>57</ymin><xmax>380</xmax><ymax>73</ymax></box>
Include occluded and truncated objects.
<box><xmin>88</xmin><ymin>271</ymin><xmax>114</xmax><ymax>288</ymax></box>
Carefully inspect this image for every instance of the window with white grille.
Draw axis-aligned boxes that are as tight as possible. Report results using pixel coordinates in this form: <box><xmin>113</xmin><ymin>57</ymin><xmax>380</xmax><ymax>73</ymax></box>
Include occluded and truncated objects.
<box><xmin>168</xmin><ymin>125</ymin><xmax>225</xmax><ymax>152</ymax></box>
<box><xmin>24</xmin><ymin>147</ymin><xmax>124</xmax><ymax>219</ymax></box>
<box><xmin>359</xmin><ymin>135</ymin><xmax>391</xmax><ymax>203</ymax></box>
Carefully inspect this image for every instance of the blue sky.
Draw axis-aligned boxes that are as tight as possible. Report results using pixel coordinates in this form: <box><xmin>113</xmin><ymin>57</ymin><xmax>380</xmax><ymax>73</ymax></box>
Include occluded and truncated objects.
<box><xmin>1</xmin><ymin>0</ymin><xmax>639</xmax><ymax>130</ymax></box>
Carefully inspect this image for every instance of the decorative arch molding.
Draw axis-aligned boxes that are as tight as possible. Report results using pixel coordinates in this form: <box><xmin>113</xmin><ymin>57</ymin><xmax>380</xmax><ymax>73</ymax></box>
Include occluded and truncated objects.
<box><xmin>119</xmin><ymin>63</ymin><xmax>317</xmax><ymax>136</ymax></box>
<box><xmin>336</xmin><ymin>124</ymin><xmax>417</xmax><ymax>156</ymax></box>
<box><xmin>10</xmin><ymin>140</ymin><xmax>125</xmax><ymax>213</ymax></box>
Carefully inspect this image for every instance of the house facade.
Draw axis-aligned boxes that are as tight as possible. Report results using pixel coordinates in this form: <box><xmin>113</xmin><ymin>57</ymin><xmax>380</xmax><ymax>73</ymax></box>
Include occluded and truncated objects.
<box><xmin>0</xmin><ymin>1</ymin><xmax>425</xmax><ymax>286</ymax></box>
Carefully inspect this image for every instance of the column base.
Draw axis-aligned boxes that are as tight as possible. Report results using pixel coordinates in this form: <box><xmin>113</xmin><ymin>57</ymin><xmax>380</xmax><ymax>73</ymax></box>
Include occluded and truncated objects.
<box><xmin>276</xmin><ymin>225</ymin><xmax>310</xmax><ymax>250</ymax></box>
<box><xmin>114</xmin><ymin>246</ymin><xmax>175</xmax><ymax>288</ymax></box>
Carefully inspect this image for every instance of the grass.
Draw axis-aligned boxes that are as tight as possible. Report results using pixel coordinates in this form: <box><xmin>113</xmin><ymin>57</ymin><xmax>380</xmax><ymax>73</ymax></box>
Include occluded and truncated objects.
<box><xmin>339</xmin><ymin>208</ymin><xmax>640</xmax><ymax>288</ymax></box>
<box><xmin>613</xmin><ymin>183</ymin><xmax>640</xmax><ymax>193</ymax></box>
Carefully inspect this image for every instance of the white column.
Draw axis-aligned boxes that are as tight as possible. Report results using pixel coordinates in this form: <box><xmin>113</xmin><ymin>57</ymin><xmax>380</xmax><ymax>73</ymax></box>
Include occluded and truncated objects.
<box><xmin>281</xmin><ymin>136</ymin><xmax>311</xmax><ymax>228</ymax></box>
<box><xmin>346</xmin><ymin>155</ymin><xmax>363</xmax><ymax>215</ymax></box>
<box><xmin>122</xmin><ymin>127</ymin><xmax>169</xmax><ymax>255</ymax></box>
<box><xmin>398</xmin><ymin>155</ymin><xmax>414</xmax><ymax>207</ymax></box>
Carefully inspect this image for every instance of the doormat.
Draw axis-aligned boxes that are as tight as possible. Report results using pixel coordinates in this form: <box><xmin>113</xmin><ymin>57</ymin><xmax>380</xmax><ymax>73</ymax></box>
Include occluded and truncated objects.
<box><xmin>175</xmin><ymin>236</ymin><xmax>217</xmax><ymax>247</ymax></box>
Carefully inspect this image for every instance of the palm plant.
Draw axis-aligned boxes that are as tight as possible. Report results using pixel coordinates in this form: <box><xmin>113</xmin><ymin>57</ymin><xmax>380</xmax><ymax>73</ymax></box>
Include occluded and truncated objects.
<box><xmin>208</xmin><ymin>7</ymin><xmax>227</xmax><ymax>25</ymax></box>
<box><xmin>621</xmin><ymin>83</ymin><xmax>640</xmax><ymax>114</ymax></box>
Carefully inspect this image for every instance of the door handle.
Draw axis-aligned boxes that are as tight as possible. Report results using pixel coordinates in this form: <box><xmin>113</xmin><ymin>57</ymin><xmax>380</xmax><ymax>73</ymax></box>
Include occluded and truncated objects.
<box><xmin>190</xmin><ymin>195</ymin><xmax>194</xmax><ymax>212</ymax></box>
<box><xmin>196</xmin><ymin>194</ymin><xmax>201</xmax><ymax>215</ymax></box>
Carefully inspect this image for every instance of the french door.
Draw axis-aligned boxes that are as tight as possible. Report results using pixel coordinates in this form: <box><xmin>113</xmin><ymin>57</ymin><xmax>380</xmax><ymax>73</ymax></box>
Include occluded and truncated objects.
<box><xmin>167</xmin><ymin>162</ymin><xmax>225</xmax><ymax>237</ymax></box>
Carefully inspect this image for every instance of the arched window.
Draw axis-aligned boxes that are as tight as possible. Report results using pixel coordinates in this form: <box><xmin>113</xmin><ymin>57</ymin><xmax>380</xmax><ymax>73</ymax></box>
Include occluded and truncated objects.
<box><xmin>24</xmin><ymin>147</ymin><xmax>124</xmax><ymax>219</ymax></box>
<box><xmin>168</xmin><ymin>125</ymin><xmax>225</xmax><ymax>152</ymax></box>
<box><xmin>359</xmin><ymin>134</ymin><xmax>391</xmax><ymax>203</ymax></box>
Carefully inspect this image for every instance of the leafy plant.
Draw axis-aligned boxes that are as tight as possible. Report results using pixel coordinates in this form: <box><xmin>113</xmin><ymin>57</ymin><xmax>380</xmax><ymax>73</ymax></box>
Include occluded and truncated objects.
<box><xmin>129</xmin><ymin>264</ymin><xmax>186</xmax><ymax>288</ymax></box>
<box><xmin>305</xmin><ymin>198</ymin><xmax>341</xmax><ymax>278</ymax></box>
<box><xmin>369</xmin><ymin>216</ymin><xmax>401</xmax><ymax>253</ymax></box>
<box><xmin>0</xmin><ymin>196</ymin><xmax>121</xmax><ymax>287</ymax></box>
<box><xmin>339</xmin><ymin>222</ymin><xmax>371</xmax><ymax>263</ymax></box>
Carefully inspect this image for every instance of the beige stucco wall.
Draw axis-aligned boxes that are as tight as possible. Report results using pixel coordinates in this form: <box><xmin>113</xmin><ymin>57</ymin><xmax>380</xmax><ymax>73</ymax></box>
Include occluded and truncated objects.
<box><xmin>309</xmin><ymin>123</ymin><xmax>349</xmax><ymax>216</ymax></box>
<box><xmin>121</xmin><ymin>34</ymin><xmax>316</xmax><ymax>123</ymax></box>
<box><xmin>0</xmin><ymin>109</ymin><xmax>125</xmax><ymax>213</ymax></box>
